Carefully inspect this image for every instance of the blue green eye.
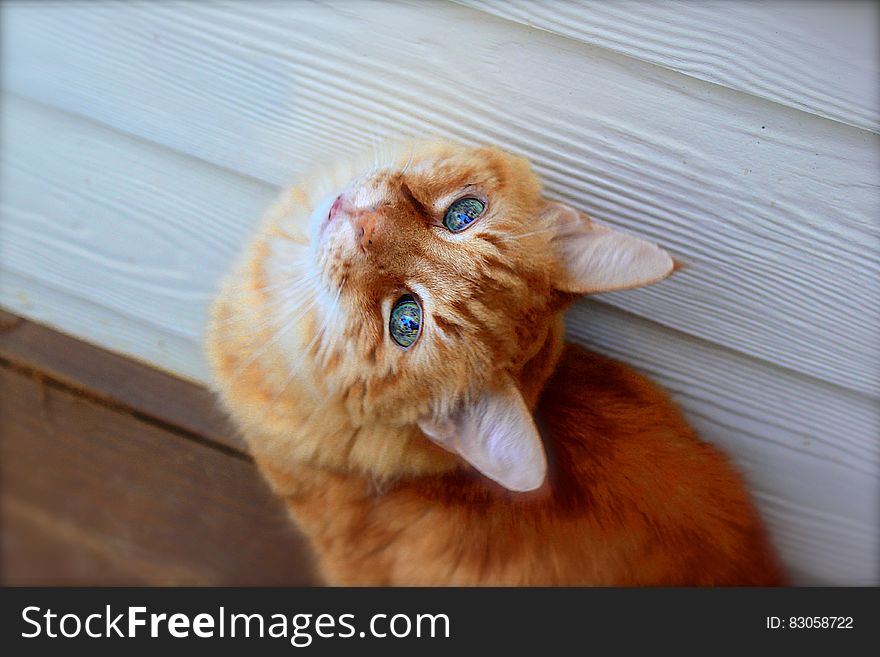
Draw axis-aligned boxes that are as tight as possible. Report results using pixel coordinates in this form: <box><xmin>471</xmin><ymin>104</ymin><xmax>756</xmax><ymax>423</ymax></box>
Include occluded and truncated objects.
<box><xmin>389</xmin><ymin>295</ymin><xmax>421</xmax><ymax>348</ymax></box>
<box><xmin>443</xmin><ymin>197</ymin><xmax>485</xmax><ymax>232</ymax></box>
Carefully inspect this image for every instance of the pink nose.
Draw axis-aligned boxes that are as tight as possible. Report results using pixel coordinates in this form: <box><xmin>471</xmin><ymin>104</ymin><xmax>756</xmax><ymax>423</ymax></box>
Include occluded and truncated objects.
<box><xmin>327</xmin><ymin>193</ymin><xmax>382</xmax><ymax>248</ymax></box>
<box><xmin>351</xmin><ymin>211</ymin><xmax>379</xmax><ymax>248</ymax></box>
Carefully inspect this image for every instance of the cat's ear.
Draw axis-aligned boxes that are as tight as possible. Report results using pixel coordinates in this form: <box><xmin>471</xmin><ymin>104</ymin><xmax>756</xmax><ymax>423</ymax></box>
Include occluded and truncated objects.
<box><xmin>418</xmin><ymin>379</ymin><xmax>546</xmax><ymax>492</ymax></box>
<box><xmin>543</xmin><ymin>201</ymin><xmax>675</xmax><ymax>294</ymax></box>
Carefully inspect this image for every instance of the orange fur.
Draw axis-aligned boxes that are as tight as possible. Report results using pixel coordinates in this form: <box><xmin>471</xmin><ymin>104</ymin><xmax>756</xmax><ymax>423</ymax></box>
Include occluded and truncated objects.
<box><xmin>205</xmin><ymin>141</ymin><xmax>785</xmax><ymax>585</ymax></box>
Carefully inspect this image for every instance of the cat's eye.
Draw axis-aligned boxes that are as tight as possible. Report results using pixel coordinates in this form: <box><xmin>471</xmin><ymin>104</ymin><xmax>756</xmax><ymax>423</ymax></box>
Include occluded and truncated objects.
<box><xmin>389</xmin><ymin>295</ymin><xmax>422</xmax><ymax>348</ymax></box>
<box><xmin>443</xmin><ymin>197</ymin><xmax>485</xmax><ymax>233</ymax></box>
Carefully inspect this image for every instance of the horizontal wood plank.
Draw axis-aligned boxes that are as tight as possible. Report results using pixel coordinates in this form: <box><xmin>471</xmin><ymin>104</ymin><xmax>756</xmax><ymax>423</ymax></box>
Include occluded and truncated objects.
<box><xmin>0</xmin><ymin>309</ymin><xmax>240</xmax><ymax>452</ymax></box>
<box><xmin>0</xmin><ymin>365</ymin><xmax>319</xmax><ymax>585</ymax></box>
<box><xmin>2</xmin><ymin>495</ymin><xmax>149</xmax><ymax>585</ymax></box>
<box><xmin>0</xmin><ymin>95</ymin><xmax>277</xmax><ymax>384</ymax></box>
<box><xmin>1</xmin><ymin>2</ymin><xmax>878</xmax><ymax>396</ymax></box>
<box><xmin>459</xmin><ymin>0</ymin><xmax>880</xmax><ymax>132</ymax></box>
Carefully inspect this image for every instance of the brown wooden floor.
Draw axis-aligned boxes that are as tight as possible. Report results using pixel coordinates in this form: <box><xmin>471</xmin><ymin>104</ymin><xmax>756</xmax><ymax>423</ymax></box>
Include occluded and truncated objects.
<box><xmin>0</xmin><ymin>310</ymin><xmax>319</xmax><ymax>585</ymax></box>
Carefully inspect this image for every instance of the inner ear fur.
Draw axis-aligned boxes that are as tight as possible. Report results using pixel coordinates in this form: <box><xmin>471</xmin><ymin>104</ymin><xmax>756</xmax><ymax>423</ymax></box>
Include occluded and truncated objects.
<box><xmin>417</xmin><ymin>378</ymin><xmax>547</xmax><ymax>492</ymax></box>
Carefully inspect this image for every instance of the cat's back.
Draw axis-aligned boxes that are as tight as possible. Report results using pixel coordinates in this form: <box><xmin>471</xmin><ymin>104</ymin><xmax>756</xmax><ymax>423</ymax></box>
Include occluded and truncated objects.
<box><xmin>532</xmin><ymin>343</ymin><xmax>785</xmax><ymax>584</ymax></box>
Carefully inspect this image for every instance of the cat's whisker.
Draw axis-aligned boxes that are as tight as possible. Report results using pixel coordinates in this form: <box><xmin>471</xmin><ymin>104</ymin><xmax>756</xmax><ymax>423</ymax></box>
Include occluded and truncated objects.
<box><xmin>507</xmin><ymin>223</ymin><xmax>556</xmax><ymax>237</ymax></box>
<box><xmin>208</xmin><ymin>275</ymin><xmax>320</xmax><ymax>330</ymax></box>
<box><xmin>491</xmin><ymin>226</ymin><xmax>557</xmax><ymax>243</ymax></box>
<box><xmin>400</xmin><ymin>141</ymin><xmax>415</xmax><ymax>176</ymax></box>
<box><xmin>314</xmin><ymin>286</ymin><xmax>344</xmax><ymax>362</ymax></box>
<box><xmin>272</xmin><ymin>230</ymin><xmax>311</xmax><ymax>246</ymax></box>
<box><xmin>210</xmin><ymin>309</ymin><xmax>284</xmax><ymax>332</ymax></box>
<box><xmin>265</xmin><ymin>289</ymin><xmax>338</xmax><ymax>412</ymax></box>
<box><xmin>209</xmin><ymin>293</ymin><xmax>310</xmax><ymax>332</ymax></box>
<box><xmin>254</xmin><ymin>274</ymin><xmax>321</xmax><ymax>296</ymax></box>
<box><xmin>227</xmin><ymin>288</ymin><xmax>319</xmax><ymax>381</ymax></box>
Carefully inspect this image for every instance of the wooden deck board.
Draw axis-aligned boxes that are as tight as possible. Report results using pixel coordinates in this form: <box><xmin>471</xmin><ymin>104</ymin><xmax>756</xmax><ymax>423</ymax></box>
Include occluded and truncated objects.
<box><xmin>0</xmin><ymin>308</ymin><xmax>241</xmax><ymax>453</ymax></box>
<box><xmin>0</xmin><ymin>313</ymin><xmax>319</xmax><ymax>585</ymax></box>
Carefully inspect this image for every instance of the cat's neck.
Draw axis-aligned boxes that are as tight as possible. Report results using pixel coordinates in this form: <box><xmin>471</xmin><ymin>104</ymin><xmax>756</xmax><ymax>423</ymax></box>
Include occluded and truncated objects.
<box><xmin>246</xmin><ymin>315</ymin><xmax>566</xmax><ymax>486</ymax></box>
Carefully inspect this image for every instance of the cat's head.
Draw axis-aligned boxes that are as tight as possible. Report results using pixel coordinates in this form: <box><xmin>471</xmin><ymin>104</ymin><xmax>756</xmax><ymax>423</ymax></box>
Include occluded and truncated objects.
<box><xmin>282</xmin><ymin>142</ymin><xmax>674</xmax><ymax>490</ymax></box>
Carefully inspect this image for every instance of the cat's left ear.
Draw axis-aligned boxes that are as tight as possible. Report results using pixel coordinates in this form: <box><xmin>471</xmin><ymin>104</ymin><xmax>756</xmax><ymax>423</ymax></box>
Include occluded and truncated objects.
<box><xmin>418</xmin><ymin>378</ymin><xmax>546</xmax><ymax>492</ymax></box>
<box><xmin>542</xmin><ymin>201</ymin><xmax>676</xmax><ymax>294</ymax></box>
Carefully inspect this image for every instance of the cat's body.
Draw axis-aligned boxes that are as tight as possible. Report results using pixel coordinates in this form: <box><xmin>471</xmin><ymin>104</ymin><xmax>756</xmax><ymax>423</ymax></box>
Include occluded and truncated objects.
<box><xmin>206</xmin><ymin>142</ymin><xmax>785</xmax><ymax>585</ymax></box>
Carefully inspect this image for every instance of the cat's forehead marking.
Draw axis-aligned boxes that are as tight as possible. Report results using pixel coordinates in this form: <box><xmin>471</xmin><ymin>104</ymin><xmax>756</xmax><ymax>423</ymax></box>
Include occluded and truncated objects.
<box><xmin>350</xmin><ymin>180</ymin><xmax>387</xmax><ymax>209</ymax></box>
<box><xmin>406</xmin><ymin>158</ymin><xmax>440</xmax><ymax>176</ymax></box>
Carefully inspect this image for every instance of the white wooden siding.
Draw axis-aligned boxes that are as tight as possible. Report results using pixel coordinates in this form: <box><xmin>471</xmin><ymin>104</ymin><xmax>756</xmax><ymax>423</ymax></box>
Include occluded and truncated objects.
<box><xmin>1</xmin><ymin>1</ymin><xmax>877</xmax><ymax>584</ymax></box>
<box><xmin>459</xmin><ymin>0</ymin><xmax>880</xmax><ymax>133</ymax></box>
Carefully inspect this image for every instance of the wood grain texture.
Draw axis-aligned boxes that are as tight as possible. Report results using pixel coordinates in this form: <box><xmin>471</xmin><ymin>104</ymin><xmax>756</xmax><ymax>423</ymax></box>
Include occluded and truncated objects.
<box><xmin>0</xmin><ymin>309</ymin><xmax>241</xmax><ymax>452</ymax></box>
<box><xmin>0</xmin><ymin>95</ymin><xmax>277</xmax><ymax>383</ymax></box>
<box><xmin>0</xmin><ymin>365</ymin><xmax>318</xmax><ymax>585</ymax></box>
<box><xmin>2</xmin><ymin>1</ymin><xmax>878</xmax><ymax>396</ymax></box>
<box><xmin>458</xmin><ymin>0</ymin><xmax>880</xmax><ymax>133</ymax></box>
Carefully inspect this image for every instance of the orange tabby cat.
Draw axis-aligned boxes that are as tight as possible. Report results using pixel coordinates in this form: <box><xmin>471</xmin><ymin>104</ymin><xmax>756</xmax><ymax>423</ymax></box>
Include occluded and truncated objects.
<box><xmin>205</xmin><ymin>141</ymin><xmax>785</xmax><ymax>585</ymax></box>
